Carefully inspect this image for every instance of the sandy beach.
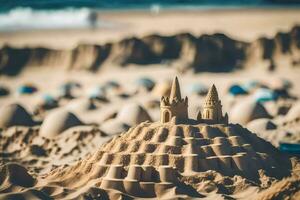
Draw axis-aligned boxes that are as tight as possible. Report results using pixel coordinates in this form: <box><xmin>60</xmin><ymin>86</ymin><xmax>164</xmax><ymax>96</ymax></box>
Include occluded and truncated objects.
<box><xmin>1</xmin><ymin>7</ymin><xmax>300</xmax><ymax>199</ymax></box>
<box><xmin>1</xmin><ymin>8</ymin><xmax>300</xmax><ymax>48</ymax></box>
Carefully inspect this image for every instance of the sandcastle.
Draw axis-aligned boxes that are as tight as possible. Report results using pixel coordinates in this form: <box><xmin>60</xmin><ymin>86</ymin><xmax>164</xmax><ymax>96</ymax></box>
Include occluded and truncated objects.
<box><xmin>41</xmin><ymin>77</ymin><xmax>291</xmax><ymax>199</ymax></box>
<box><xmin>160</xmin><ymin>77</ymin><xmax>228</xmax><ymax>124</ymax></box>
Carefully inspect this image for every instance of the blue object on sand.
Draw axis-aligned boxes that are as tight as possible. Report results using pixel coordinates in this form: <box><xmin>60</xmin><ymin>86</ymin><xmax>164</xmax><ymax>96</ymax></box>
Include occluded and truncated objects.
<box><xmin>253</xmin><ymin>88</ymin><xmax>278</xmax><ymax>103</ymax></box>
<box><xmin>279</xmin><ymin>143</ymin><xmax>300</xmax><ymax>154</ymax></box>
<box><xmin>136</xmin><ymin>77</ymin><xmax>155</xmax><ymax>91</ymax></box>
<box><xmin>228</xmin><ymin>84</ymin><xmax>248</xmax><ymax>96</ymax></box>
<box><xmin>17</xmin><ymin>85</ymin><xmax>37</xmax><ymax>94</ymax></box>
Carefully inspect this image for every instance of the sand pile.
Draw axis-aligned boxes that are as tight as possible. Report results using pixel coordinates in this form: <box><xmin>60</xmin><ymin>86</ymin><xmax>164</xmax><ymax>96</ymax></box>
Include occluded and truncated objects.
<box><xmin>34</xmin><ymin>121</ymin><xmax>292</xmax><ymax>199</ymax></box>
<box><xmin>230</xmin><ymin>98</ymin><xmax>271</xmax><ymax>125</ymax></box>
<box><xmin>247</xmin><ymin>118</ymin><xmax>277</xmax><ymax>133</ymax></box>
<box><xmin>0</xmin><ymin>103</ymin><xmax>35</xmax><ymax>129</ymax></box>
<box><xmin>100</xmin><ymin>103</ymin><xmax>152</xmax><ymax>135</ymax></box>
<box><xmin>0</xmin><ymin>163</ymin><xmax>36</xmax><ymax>188</ymax></box>
<box><xmin>39</xmin><ymin>109</ymin><xmax>83</xmax><ymax>138</ymax></box>
<box><xmin>0</xmin><ymin>78</ymin><xmax>297</xmax><ymax>199</ymax></box>
<box><xmin>100</xmin><ymin>119</ymin><xmax>130</xmax><ymax>135</ymax></box>
<box><xmin>117</xmin><ymin>103</ymin><xmax>152</xmax><ymax>126</ymax></box>
<box><xmin>286</xmin><ymin>102</ymin><xmax>300</xmax><ymax>121</ymax></box>
<box><xmin>66</xmin><ymin>98</ymin><xmax>97</xmax><ymax>113</ymax></box>
<box><xmin>250</xmin><ymin>115</ymin><xmax>300</xmax><ymax>147</ymax></box>
<box><xmin>242</xmin><ymin>99</ymin><xmax>300</xmax><ymax>147</ymax></box>
<box><xmin>152</xmin><ymin>80</ymin><xmax>172</xmax><ymax>97</ymax></box>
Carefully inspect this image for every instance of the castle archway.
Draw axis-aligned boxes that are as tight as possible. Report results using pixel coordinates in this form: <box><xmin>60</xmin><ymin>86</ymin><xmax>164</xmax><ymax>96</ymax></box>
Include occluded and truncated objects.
<box><xmin>163</xmin><ymin>111</ymin><xmax>171</xmax><ymax>122</ymax></box>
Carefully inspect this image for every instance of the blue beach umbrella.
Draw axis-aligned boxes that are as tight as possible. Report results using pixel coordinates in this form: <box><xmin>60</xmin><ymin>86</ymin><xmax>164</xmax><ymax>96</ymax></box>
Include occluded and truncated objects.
<box><xmin>17</xmin><ymin>85</ymin><xmax>37</xmax><ymax>95</ymax></box>
<box><xmin>228</xmin><ymin>84</ymin><xmax>248</xmax><ymax>96</ymax></box>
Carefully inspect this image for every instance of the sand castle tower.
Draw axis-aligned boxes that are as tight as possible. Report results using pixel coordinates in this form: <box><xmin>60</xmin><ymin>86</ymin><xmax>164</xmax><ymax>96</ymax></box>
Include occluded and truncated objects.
<box><xmin>160</xmin><ymin>77</ymin><xmax>188</xmax><ymax>123</ymax></box>
<box><xmin>197</xmin><ymin>84</ymin><xmax>228</xmax><ymax>124</ymax></box>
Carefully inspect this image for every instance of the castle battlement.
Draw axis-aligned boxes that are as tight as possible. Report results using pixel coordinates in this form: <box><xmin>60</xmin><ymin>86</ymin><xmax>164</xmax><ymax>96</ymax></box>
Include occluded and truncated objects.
<box><xmin>160</xmin><ymin>96</ymin><xmax>188</xmax><ymax>106</ymax></box>
<box><xmin>160</xmin><ymin>77</ymin><xmax>188</xmax><ymax>123</ymax></box>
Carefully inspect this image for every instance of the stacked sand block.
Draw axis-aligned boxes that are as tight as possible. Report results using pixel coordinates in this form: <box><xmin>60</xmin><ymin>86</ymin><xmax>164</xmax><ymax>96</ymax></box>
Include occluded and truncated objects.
<box><xmin>43</xmin><ymin>121</ymin><xmax>292</xmax><ymax>198</ymax></box>
<box><xmin>98</xmin><ymin>164</ymin><xmax>178</xmax><ymax>197</ymax></box>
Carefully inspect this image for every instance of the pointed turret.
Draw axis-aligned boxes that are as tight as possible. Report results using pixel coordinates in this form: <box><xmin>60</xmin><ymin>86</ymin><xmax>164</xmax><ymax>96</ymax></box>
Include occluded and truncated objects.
<box><xmin>169</xmin><ymin>77</ymin><xmax>182</xmax><ymax>102</ymax></box>
<box><xmin>200</xmin><ymin>84</ymin><xmax>227</xmax><ymax>124</ymax></box>
<box><xmin>204</xmin><ymin>84</ymin><xmax>219</xmax><ymax>104</ymax></box>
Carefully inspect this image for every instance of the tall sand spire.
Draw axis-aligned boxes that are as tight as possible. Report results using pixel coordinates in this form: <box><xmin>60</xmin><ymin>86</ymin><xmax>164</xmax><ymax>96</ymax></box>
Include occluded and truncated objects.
<box><xmin>169</xmin><ymin>76</ymin><xmax>182</xmax><ymax>102</ymax></box>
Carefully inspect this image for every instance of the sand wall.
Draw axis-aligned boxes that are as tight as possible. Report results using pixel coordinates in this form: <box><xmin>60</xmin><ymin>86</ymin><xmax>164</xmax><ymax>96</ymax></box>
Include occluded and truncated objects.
<box><xmin>0</xmin><ymin>26</ymin><xmax>299</xmax><ymax>75</ymax></box>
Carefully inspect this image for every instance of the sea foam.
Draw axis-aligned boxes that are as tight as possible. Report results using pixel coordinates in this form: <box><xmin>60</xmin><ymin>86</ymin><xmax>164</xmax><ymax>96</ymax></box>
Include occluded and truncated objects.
<box><xmin>0</xmin><ymin>7</ymin><xmax>106</xmax><ymax>31</ymax></box>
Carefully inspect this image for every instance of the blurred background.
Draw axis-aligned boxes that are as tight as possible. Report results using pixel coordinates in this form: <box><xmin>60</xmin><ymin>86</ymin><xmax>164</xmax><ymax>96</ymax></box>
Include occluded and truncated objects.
<box><xmin>0</xmin><ymin>0</ymin><xmax>300</xmax><ymax>172</ymax></box>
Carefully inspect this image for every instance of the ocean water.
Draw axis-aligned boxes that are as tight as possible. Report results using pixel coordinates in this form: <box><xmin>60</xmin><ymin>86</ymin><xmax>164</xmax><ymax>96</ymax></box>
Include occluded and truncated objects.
<box><xmin>1</xmin><ymin>0</ymin><xmax>300</xmax><ymax>12</ymax></box>
<box><xmin>0</xmin><ymin>0</ymin><xmax>299</xmax><ymax>31</ymax></box>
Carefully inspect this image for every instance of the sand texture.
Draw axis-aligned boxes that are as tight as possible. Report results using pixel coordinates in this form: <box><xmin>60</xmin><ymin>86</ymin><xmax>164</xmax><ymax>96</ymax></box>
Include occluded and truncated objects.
<box><xmin>1</xmin><ymin>8</ymin><xmax>300</xmax><ymax>200</ymax></box>
<box><xmin>0</xmin><ymin>119</ymin><xmax>299</xmax><ymax>199</ymax></box>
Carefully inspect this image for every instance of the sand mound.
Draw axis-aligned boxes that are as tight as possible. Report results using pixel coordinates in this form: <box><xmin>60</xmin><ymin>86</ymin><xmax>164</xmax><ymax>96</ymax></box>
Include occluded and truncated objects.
<box><xmin>152</xmin><ymin>81</ymin><xmax>172</xmax><ymax>97</ymax></box>
<box><xmin>249</xmin><ymin>114</ymin><xmax>300</xmax><ymax>147</ymax></box>
<box><xmin>39</xmin><ymin>109</ymin><xmax>83</xmax><ymax>138</ymax></box>
<box><xmin>246</xmin><ymin>118</ymin><xmax>277</xmax><ymax>133</ymax></box>
<box><xmin>0</xmin><ymin>103</ymin><xmax>35</xmax><ymax>129</ymax></box>
<box><xmin>0</xmin><ymin>163</ymin><xmax>35</xmax><ymax>189</ymax></box>
<box><xmin>35</xmin><ymin>121</ymin><xmax>292</xmax><ymax>199</ymax></box>
<box><xmin>286</xmin><ymin>102</ymin><xmax>300</xmax><ymax>120</ymax></box>
<box><xmin>66</xmin><ymin>98</ymin><xmax>96</xmax><ymax>112</ymax></box>
<box><xmin>0</xmin><ymin>189</ymin><xmax>50</xmax><ymax>200</ymax></box>
<box><xmin>117</xmin><ymin>103</ymin><xmax>152</xmax><ymax>126</ymax></box>
<box><xmin>100</xmin><ymin>119</ymin><xmax>130</xmax><ymax>135</ymax></box>
<box><xmin>230</xmin><ymin>99</ymin><xmax>271</xmax><ymax>125</ymax></box>
<box><xmin>34</xmin><ymin>95</ymin><xmax>58</xmax><ymax>110</ymax></box>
